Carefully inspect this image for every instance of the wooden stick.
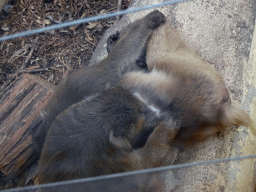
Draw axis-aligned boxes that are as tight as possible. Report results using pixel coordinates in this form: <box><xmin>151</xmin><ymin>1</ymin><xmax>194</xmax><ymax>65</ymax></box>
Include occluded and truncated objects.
<box><xmin>0</xmin><ymin>0</ymin><xmax>9</xmax><ymax>12</ymax></box>
<box><xmin>84</xmin><ymin>0</ymin><xmax>94</xmax><ymax>15</ymax></box>
<box><xmin>19</xmin><ymin>68</ymin><xmax>48</xmax><ymax>74</ymax></box>
<box><xmin>22</xmin><ymin>37</ymin><xmax>39</xmax><ymax>70</ymax></box>
<box><xmin>116</xmin><ymin>0</ymin><xmax>122</xmax><ymax>20</ymax></box>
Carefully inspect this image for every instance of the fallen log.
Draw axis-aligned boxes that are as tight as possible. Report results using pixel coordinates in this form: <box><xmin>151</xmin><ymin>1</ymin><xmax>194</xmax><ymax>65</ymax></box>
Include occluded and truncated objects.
<box><xmin>0</xmin><ymin>73</ymin><xmax>54</xmax><ymax>176</ymax></box>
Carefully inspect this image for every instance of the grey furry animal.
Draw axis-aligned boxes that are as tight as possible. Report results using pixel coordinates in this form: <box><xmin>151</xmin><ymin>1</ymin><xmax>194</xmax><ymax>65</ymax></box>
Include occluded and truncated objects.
<box><xmin>38</xmin><ymin>87</ymin><xmax>177</xmax><ymax>185</ymax></box>
<box><xmin>32</xmin><ymin>10</ymin><xmax>166</xmax><ymax>153</ymax></box>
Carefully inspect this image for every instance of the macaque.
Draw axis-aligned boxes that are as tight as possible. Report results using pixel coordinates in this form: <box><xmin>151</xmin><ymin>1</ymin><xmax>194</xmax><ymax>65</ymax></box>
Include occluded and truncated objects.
<box><xmin>38</xmin><ymin>87</ymin><xmax>177</xmax><ymax>186</ymax></box>
<box><xmin>32</xmin><ymin>10</ymin><xmax>166</xmax><ymax>154</ymax></box>
<box><xmin>120</xmin><ymin>20</ymin><xmax>252</xmax><ymax>146</ymax></box>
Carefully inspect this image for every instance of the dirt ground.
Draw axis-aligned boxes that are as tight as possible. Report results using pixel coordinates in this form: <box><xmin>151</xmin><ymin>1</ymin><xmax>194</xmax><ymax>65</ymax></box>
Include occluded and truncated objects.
<box><xmin>0</xmin><ymin>0</ymin><xmax>130</xmax><ymax>89</ymax></box>
<box><xmin>0</xmin><ymin>0</ymin><xmax>130</xmax><ymax>190</ymax></box>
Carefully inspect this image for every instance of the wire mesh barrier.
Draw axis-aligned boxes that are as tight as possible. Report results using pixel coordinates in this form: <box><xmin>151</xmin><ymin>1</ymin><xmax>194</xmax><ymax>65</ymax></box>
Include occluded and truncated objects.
<box><xmin>0</xmin><ymin>0</ymin><xmax>190</xmax><ymax>42</ymax></box>
<box><xmin>0</xmin><ymin>0</ymin><xmax>255</xmax><ymax>191</ymax></box>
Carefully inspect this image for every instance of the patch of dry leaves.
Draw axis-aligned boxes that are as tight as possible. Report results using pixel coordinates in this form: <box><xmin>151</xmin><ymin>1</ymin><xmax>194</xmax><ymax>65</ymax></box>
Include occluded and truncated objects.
<box><xmin>0</xmin><ymin>0</ymin><xmax>130</xmax><ymax>88</ymax></box>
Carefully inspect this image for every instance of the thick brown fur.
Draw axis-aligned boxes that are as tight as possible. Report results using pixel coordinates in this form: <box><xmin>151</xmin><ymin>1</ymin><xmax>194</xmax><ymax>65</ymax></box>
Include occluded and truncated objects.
<box><xmin>32</xmin><ymin>10</ymin><xmax>166</xmax><ymax>154</ymax></box>
<box><xmin>38</xmin><ymin>87</ymin><xmax>177</xmax><ymax>187</ymax></box>
<box><xmin>120</xmin><ymin>20</ymin><xmax>252</xmax><ymax>146</ymax></box>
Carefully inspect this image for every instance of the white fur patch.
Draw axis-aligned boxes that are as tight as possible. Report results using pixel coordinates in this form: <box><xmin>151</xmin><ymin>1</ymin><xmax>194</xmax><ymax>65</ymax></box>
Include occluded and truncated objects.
<box><xmin>82</xmin><ymin>93</ymin><xmax>99</xmax><ymax>103</ymax></box>
<box><xmin>133</xmin><ymin>92</ymin><xmax>161</xmax><ymax>118</ymax></box>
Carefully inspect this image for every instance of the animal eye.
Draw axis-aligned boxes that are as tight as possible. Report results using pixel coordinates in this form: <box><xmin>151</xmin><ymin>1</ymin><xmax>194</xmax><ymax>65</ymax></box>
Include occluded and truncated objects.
<box><xmin>136</xmin><ymin>60</ymin><xmax>147</xmax><ymax>68</ymax></box>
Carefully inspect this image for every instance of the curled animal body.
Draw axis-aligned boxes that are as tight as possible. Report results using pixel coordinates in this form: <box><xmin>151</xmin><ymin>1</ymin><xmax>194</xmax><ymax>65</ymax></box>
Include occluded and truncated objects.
<box><xmin>120</xmin><ymin>20</ymin><xmax>252</xmax><ymax>146</ymax></box>
<box><xmin>32</xmin><ymin>10</ymin><xmax>166</xmax><ymax>154</ymax></box>
<box><xmin>38</xmin><ymin>86</ymin><xmax>177</xmax><ymax>187</ymax></box>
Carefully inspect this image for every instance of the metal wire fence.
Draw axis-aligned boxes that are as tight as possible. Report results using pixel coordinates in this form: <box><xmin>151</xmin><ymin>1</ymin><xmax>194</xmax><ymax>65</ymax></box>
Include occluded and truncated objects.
<box><xmin>0</xmin><ymin>0</ymin><xmax>190</xmax><ymax>42</ymax></box>
<box><xmin>0</xmin><ymin>0</ymin><xmax>255</xmax><ymax>191</ymax></box>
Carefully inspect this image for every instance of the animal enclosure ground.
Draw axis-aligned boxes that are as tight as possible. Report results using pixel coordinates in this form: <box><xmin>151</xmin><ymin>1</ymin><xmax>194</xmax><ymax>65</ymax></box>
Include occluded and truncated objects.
<box><xmin>0</xmin><ymin>0</ymin><xmax>130</xmax><ymax>190</ymax></box>
<box><xmin>0</xmin><ymin>0</ymin><xmax>129</xmax><ymax>88</ymax></box>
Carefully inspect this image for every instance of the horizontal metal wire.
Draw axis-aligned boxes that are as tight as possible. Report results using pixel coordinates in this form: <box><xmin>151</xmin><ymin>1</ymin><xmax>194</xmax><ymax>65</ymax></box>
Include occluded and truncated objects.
<box><xmin>1</xmin><ymin>1</ymin><xmax>255</xmax><ymax>191</ymax></box>
<box><xmin>0</xmin><ymin>0</ymin><xmax>191</xmax><ymax>42</ymax></box>
<box><xmin>2</xmin><ymin>154</ymin><xmax>256</xmax><ymax>192</ymax></box>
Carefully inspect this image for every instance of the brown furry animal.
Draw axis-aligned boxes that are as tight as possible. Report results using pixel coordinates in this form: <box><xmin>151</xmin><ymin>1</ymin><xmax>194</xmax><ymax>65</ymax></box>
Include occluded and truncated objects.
<box><xmin>120</xmin><ymin>20</ymin><xmax>252</xmax><ymax>146</ymax></box>
<box><xmin>32</xmin><ymin>10</ymin><xmax>166</xmax><ymax>154</ymax></box>
<box><xmin>38</xmin><ymin>87</ymin><xmax>177</xmax><ymax>186</ymax></box>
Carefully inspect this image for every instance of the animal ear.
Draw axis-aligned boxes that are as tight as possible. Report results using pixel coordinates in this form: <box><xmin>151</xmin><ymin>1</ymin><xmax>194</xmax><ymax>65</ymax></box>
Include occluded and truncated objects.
<box><xmin>222</xmin><ymin>105</ymin><xmax>252</xmax><ymax>127</ymax></box>
<box><xmin>106</xmin><ymin>31</ymin><xmax>120</xmax><ymax>53</ymax></box>
<box><xmin>109</xmin><ymin>129</ymin><xmax>132</xmax><ymax>150</ymax></box>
